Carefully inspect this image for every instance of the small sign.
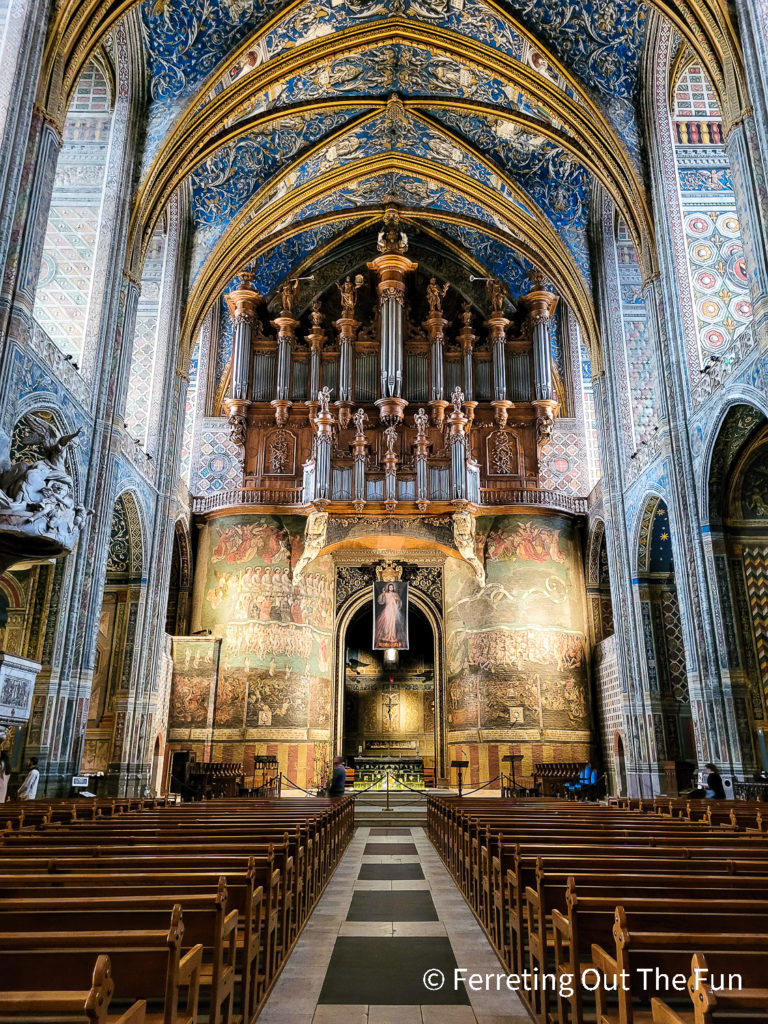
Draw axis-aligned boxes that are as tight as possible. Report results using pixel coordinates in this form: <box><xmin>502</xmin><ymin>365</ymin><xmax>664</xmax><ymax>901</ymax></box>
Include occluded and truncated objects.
<box><xmin>72</xmin><ymin>776</ymin><xmax>89</xmax><ymax>787</ymax></box>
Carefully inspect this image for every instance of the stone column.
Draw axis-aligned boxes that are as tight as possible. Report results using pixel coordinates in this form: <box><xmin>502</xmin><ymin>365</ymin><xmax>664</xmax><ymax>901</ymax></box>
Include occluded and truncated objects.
<box><xmin>306</xmin><ymin>301</ymin><xmax>326</xmax><ymax>427</ymax></box>
<box><xmin>224</xmin><ymin>272</ymin><xmax>262</xmax><ymax>445</ymax></box>
<box><xmin>335</xmin><ymin>313</ymin><xmax>359</xmax><ymax>429</ymax></box>
<box><xmin>643</xmin><ymin>275</ymin><xmax>748</xmax><ymax>775</ymax></box>
<box><xmin>12</xmin><ymin>115</ymin><xmax>62</xmax><ymax>308</ymax></box>
<box><xmin>724</xmin><ymin>111</ymin><xmax>768</xmax><ymax>347</ymax></box>
<box><xmin>520</xmin><ymin>277</ymin><xmax>559</xmax><ymax>446</ymax></box>
<box><xmin>368</xmin><ymin>214</ymin><xmax>417</xmax><ymax>424</ymax></box>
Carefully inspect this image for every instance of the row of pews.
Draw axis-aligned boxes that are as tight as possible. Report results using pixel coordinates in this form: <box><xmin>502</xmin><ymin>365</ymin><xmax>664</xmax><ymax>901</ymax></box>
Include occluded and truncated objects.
<box><xmin>0</xmin><ymin>794</ymin><xmax>354</xmax><ymax>1024</ymax></box>
<box><xmin>428</xmin><ymin>795</ymin><xmax>768</xmax><ymax>1024</ymax></box>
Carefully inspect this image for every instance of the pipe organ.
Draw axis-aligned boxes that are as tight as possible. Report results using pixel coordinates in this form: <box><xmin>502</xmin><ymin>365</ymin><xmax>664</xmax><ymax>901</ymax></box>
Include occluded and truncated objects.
<box><xmin>222</xmin><ymin>215</ymin><xmax>560</xmax><ymax>512</ymax></box>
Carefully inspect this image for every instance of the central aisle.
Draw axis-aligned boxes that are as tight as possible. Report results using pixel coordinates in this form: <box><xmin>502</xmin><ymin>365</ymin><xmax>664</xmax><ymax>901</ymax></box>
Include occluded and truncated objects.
<box><xmin>258</xmin><ymin>825</ymin><xmax>530</xmax><ymax>1023</ymax></box>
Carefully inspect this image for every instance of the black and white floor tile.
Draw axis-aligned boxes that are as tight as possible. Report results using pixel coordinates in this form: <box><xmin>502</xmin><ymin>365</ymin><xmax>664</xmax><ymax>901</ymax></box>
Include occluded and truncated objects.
<box><xmin>257</xmin><ymin>825</ymin><xmax>530</xmax><ymax>1023</ymax></box>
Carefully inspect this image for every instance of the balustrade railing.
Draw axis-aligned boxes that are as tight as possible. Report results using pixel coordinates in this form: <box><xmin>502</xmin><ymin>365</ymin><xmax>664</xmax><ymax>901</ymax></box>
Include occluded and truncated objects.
<box><xmin>192</xmin><ymin>484</ymin><xmax>587</xmax><ymax>514</ymax></box>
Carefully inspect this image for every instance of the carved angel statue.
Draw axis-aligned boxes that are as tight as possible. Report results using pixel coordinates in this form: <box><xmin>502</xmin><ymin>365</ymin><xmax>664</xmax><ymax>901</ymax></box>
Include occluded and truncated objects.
<box><xmin>377</xmin><ymin>209</ymin><xmax>408</xmax><ymax>254</ymax></box>
<box><xmin>310</xmin><ymin>299</ymin><xmax>324</xmax><ymax>329</ymax></box>
<box><xmin>453</xmin><ymin>510</ymin><xmax>485</xmax><ymax>585</ymax></box>
<box><xmin>337</xmin><ymin>274</ymin><xmax>364</xmax><ymax>318</ymax></box>
<box><xmin>317</xmin><ymin>386</ymin><xmax>333</xmax><ymax>414</ymax></box>
<box><xmin>414</xmin><ymin>407</ymin><xmax>429</xmax><ymax>438</ymax></box>
<box><xmin>460</xmin><ymin>302</ymin><xmax>473</xmax><ymax>329</ymax></box>
<box><xmin>293</xmin><ymin>510</ymin><xmax>328</xmax><ymax>581</ymax></box>
<box><xmin>486</xmin><ymin>279</ymin><xmax>506</xmax><ymax>315</ymax></box>
<box><xmin>0</xmin><ymin>415</ymin><xmax>91</xmax><ymax>558</ymax></box>
<box><xmin>383</xmin><ymin>424</ymin><xmax>399</xmax><ymax>454</ymax></box>
<box><xmin>451</xmin><ymin>386</ymin><xmax>465</xmax><ymax>413</ymax></box>
<box><xmin>352</xmin><ymin>407</ymin><xmax>368</xmax><ymax>438</ymax></box>
<box><xmin>426</xmin><ymin>277</ymin><xmax>449</xmax><ymax>315</ymax></box>
<box><xmin>278</xmin><ymin>279</ymin><xmax>299</xmax><ymax>316</ymax></box>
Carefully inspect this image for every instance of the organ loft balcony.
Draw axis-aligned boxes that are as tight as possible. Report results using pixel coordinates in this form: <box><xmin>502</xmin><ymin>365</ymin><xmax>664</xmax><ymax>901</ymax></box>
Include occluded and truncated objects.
<box><xmin>194</xmin><ymin>219</ymin><xmax>584</xmax><ymax>518</ymax></box>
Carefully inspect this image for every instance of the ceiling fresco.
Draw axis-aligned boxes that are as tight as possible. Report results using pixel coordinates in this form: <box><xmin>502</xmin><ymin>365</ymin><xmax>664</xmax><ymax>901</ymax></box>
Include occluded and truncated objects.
<box><xmin>131</xmin><ymin>0</ymin><xmax>659</xmax><ymax>348</ymax></box>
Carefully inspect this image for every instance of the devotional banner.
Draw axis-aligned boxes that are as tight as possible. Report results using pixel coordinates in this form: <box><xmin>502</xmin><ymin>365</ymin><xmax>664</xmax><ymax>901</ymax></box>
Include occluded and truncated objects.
<box><xmin>373</xmin><ymin>580</ymin><xmax>409</xmax><ymax>650</ymax></box>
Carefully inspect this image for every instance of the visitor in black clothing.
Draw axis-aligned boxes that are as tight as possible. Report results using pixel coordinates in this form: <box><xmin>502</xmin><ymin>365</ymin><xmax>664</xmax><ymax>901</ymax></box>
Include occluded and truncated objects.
<box><xmin>327</xmin><ymin>756</ymin><xmax>346</xmax><ymax>796</ymax></box>
<box><xmin>705</xmin><ymin>762</ymin><xmax>726</xmax><ymax>799</ymax></box>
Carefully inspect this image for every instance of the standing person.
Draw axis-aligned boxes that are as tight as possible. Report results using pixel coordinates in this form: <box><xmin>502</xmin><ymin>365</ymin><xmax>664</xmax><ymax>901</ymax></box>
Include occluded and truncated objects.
<box><xmin>327</xmin><ymin>756</ymin><xmax>346</xmax><ymax>797</ymax></box>
<box><xmin>704</xmin><ymin>762</ymin><xmax>726</xmax><ymax>800</ymax></box>
<box><xmin>17</xmin><ymin>757</ymin><xmax>39</xmax><ymax>800</ymax></box>
<box><xmin>0</xmin><ymin>751</ymin><xmax>10</xmax><ymax>802</ymax></box>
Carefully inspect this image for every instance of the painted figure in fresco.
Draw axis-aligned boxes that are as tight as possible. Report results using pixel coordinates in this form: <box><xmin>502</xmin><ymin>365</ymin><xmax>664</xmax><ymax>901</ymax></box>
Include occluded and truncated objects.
<box><xmin>375</xmin><ymin>583</ymin><xmax>405</xmax><ymax>647</ymax></box>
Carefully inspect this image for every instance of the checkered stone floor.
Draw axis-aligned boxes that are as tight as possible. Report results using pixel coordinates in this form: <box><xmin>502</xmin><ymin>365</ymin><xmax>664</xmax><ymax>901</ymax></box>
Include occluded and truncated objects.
<box><xmin>256</xmin><ymin>825</ymin><xmax>530</xmax><ymax>1024</ymax></box>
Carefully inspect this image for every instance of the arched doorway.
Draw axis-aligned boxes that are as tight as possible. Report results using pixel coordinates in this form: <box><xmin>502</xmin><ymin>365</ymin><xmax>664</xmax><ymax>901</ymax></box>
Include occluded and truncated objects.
<box><xmin>706</xmin><ymin>405</ymin><xmax>768</xmax><ymax>771</ymax></box>
<box><xmin>615</xmin><ymin>733</ymin><xmax>627</xmax><ymax>797</ymax></box>
<box><xmin>635</xmin><ymin>496</ymin><xmax>695</xmax><ymax>792</ymax></box>
<box><xmin>341</xmin><ymin>602</ymin><xmax>436</xmax><ymax>769</ymax></box>
<box><xmin>334</xmin><ymin>585</ymin><xmax>446</xmax><ymax>780</ymax></box>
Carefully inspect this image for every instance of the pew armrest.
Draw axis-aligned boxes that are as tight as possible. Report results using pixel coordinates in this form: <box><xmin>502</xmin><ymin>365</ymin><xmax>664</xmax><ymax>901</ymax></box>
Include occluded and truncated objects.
<box><xmin>179</xmin><ymin>942</ymin><xmax>204</xmax><ymax>1023</ymax></box>
<box><xmin>591</xmin><ymin>943</ymin><xmax>618</xmax><ymax>1024</ymax></box>
<box><xmin>651</xmin><ymin>997</ymin><xmax>688</xmax><ymax>1024</ymax></box>
<box><xmin>112</xmin><ymin>1000</ymin><xmax>147</xmax><ymax>1024</ymax></box>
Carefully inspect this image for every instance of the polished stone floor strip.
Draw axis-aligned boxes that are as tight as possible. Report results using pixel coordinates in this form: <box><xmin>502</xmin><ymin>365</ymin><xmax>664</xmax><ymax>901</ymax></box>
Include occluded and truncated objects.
<box><xmin>256</xmin><ymin>825</ymin><xmax>530</xmax><ymax>1024</ymax></box>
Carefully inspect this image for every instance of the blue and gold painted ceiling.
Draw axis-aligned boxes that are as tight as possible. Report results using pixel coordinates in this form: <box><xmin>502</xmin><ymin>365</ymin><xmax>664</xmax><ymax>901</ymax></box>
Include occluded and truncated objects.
<box><xmin>133</xmin><ymin>0</ymin><xmax>656</xmax><ymax>352</ymax></box>
<box><xmin>141</xmin><ymin>0</ymin><xmax>645</xmax><ymax>151</ymax></box>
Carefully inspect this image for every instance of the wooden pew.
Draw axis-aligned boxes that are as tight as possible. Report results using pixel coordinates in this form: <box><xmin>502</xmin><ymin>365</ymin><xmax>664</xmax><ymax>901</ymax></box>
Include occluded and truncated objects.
<box><xmin>0</xmin><ymin>953</ymin><xmax>146</xmax><ymax>1024</ymax></box>
<box><xmin>0</xmin><ymin>905</ymin><xmax>203</xmax><ymax>1024</ymax></box>
<box><xmin>552</xmin><ymin>890</ymin><xmax>768</xmax><ymax>1024</ymax></box>
<box><xmin>652</xmin><ymin>952</ymin><xmax>768</xmax><ymax>1024</ymax></box>
<box><xmin>590</xmin><ymin>907</ymin><xmax>768</xmax><ymax>1024</ymax></box>
<box><xmin>0</xmin><ymin>880</ymin><xmax>237</xmax><ymax>1024</ymax></box>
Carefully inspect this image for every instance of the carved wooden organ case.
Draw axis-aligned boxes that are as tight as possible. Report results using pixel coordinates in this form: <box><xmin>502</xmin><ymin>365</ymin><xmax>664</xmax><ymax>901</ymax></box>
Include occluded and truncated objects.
<box><xmin>223</xmin><ymin>225</ymin><xmax>559</xmax><ymax>511</ymax></box>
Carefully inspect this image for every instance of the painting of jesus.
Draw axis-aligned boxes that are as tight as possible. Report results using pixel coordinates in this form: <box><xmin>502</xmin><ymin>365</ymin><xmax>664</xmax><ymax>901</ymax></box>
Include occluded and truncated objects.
<box><xmin>373</xmin><ymin>580</ymin><xmax>409</xmax><ymax>650</ymax></box>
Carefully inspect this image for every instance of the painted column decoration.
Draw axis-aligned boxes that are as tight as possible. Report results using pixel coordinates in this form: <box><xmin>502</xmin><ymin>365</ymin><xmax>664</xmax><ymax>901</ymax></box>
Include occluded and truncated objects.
<box><xmin>368</xmin><ymin>209</ymin><xmax>417</xmax><ymax>424</ymax></box>
<box><xmin>447</xmin><ymin>387</ymin><xmax>470</xmax><ymax>502</ymax></box>
<box><xmin>306</xmin><ymin>300</ymin><xmax>326</xmax><ymax>428</ymax></box>
<box><xmin>425</xmin><ymin>277</ymin><xmax>450</xmax><ymax>430</ymax></box>
<box><xmin>224</xmin><ymin>271</ymin><xmax>262</xmax><ymax>446</ymax></box>
<box><xmin>15</xmin><ymin>117</ymin><xmax>63</xmax><ymax>303</ymax></box>
<box><xmin>521</xmin><ymin>271</ymin><xmax>559</xmax><ymax>446</ymax></box>
<box><xmin>352</xmin><ymin>407</ymin><xmax>369</xmax><ymax>510</ymax></box>
<box><xmin>312</xmin><ymin>386</ymin><xmax>335</xmax><ymax>503</ymax></box>
<box><xmin>413</xmin><ymin>407</ymin><xmax>431</xmax><ymax>510</ymax></box>
<box><xmin>272</xmin><ymin>279</ymin><xmax>300</xmax><ymax>426</ymax></box>
<box><xmin>486</xmin><ymin>281</ymin><xmax>512</xmax><ymax>427</ymax></box>
<box><xmin>336</xmin><ymin>274</ymin><xmax>363</xmax><ymax>428</ymax></box>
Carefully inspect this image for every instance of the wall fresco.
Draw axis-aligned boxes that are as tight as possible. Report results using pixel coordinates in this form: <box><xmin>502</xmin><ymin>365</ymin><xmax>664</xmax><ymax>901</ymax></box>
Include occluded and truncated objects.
<box><xmin>445</xmin><ymin>513</ymin><xmax>589</xmax><ymax>784</ymax></box>
<box><xmin>168</xmin><ymin>514</ymin><xmax>334</xmax><ymax>789</ymax></box>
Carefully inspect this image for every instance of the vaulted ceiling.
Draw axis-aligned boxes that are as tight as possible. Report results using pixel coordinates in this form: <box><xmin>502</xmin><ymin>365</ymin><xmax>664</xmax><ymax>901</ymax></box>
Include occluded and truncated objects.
<box><xmin>38</xmin><ymin>0</ymin><xmax>748</xmax><ymax>352</ymax></box>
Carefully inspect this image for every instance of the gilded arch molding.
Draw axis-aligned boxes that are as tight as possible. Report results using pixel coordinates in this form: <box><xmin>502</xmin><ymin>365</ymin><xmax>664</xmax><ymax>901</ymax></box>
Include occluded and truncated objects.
<box><xmin>128</xmin><ymin>21</ymin><xmax>653</xmax><ymax>268</ymax></box>
<box><xmin>41</xmin><ymin>0</ymin><xmax>746</xmax><ymax>142</ymax></box>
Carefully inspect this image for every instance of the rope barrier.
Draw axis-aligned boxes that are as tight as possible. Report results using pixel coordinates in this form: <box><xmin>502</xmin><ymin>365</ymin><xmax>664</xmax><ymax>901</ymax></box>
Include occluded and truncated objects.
<box><xmin>279</xmin><ymin>773</ymin><xmax>319</xmax><ymax>797</ymax></box>
<box><xmin>460</xmin><ymin>774</ymin><xmax>501</xmax><ymax>796</ymax></box>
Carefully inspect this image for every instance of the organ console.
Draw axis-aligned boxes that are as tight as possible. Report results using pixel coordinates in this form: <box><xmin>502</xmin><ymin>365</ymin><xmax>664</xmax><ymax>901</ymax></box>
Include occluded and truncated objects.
<box><xmin>218</xmin><ymin>209</ymin><xmax>561</xmax><ymax>514</ymax></box>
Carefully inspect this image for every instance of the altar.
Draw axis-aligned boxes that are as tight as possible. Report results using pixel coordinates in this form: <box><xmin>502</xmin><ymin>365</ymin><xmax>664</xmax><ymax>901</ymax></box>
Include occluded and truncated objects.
<box><xmin>353</xmin><ymin>756</ymin><xmax>425</xmax><ymax>790</ymax></box>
